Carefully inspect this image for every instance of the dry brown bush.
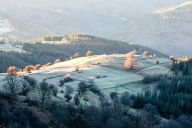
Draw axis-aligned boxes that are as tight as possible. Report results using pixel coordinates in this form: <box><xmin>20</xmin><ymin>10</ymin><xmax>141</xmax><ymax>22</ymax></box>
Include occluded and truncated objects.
<box><xmin>24</xmin><ymin>65</ymin><xmax>34</xmax><ymax>73</ymax></box>
<box><xmin>142</xmin><ymin>51</ymin><xmax>149</xmax><ymax>59</ymax></box>
<box><xmin>73</xmin><ymin>52</ymin><xmax>80</xmax><ymax>58</ymax></box>
<box><xmin>75</xmin><ymin>66</ymin><xmax>80</xmax><ymax>72</ymax></box>
<box><xmin>85</xmin><ymin>50</ymin><xmax>92</xmax><ymax>57</ymax></box>
<box><xmin>54</xmin><ymin>58</ymin><xmax>61</xmax><ymax>64</ymax></box>
<box><xmin>33</xmin><ymin>64</ymin><xmax>42</xmax><ymax>70</ymax></box>
<box><xmin>123</xmin><ymin>51</ymin><xmax>136</xmax><ymax>70</ymax></box>
<box><xmin>7</xmin><ymin>66</ymin><xmax>18</xmax><ymax>75</ymax></box>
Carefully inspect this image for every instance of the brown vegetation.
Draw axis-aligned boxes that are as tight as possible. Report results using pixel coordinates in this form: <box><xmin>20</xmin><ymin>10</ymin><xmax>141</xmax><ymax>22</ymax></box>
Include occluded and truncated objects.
<box><xmin>142</xmin><ymin>51</ymin><xmax>149</xmax><ymax>59</ymax></box>
<box><xmin>7</xmin><ymin>66</ymin><xmax>18</xmax><ymax>75</ymax></box>
<box><xmin>73</xmin><ymin>52</ymin><xmax>80</xmax><ymax>58</ymax></box>
<box><xmin>123</xmin><ymin>51</ymin><xmax>136</xmax><ymax>70</ymax></box>
<box><xmin>54</xmin><ymin>58</ymin><xmax>61</xmax><ymax>64</ymax></box>
<box><xmin>33</xmin><ymin>64</ymin><xmax>42</xmax><ymax>70</ymax></box>
<box><xmin>23</xmin><ymin>65</ymin><xmax>34</xmax><ymax>73</ymax></box>
<box><xmin>85</xmin><ymin>50</ymin><xmax>92</xmax><ymax>57</ymax></box>
<box><xmin>75</xmin><ymin>66</ymin><xmax>80</xmax><ymax>72</ymax></box>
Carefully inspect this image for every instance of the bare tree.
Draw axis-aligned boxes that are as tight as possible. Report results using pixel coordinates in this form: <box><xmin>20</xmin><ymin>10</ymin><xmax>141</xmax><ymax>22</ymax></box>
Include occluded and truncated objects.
<box><xmin>123</xmin><ymin>51</ymin><xmax>136</xmax><ymax>70</ymax></box>
<box><xmin>38</xmin><ymin>81</ymin><xmax>51</xmax><ymax>106</ymax></box>
<box><xmin>7</xmin><ymin>66</ymin><xmax>18</xmax><ymax>75</ymax></box>
<box><xmin>33</xmin><ymin>64</ymin><xmax>41</xmax><ymax>70</ymax></box>
<box><xmin>142</xmin><ymin>51</ymin><xmax>149</xmax><ymax>59</ymax></box>
<box><xmin>85</xmin><ymin>50</ymin><xmax>92</xmax><ymax>57</ymax></box>
<box><xmin>3</xmin><ymin>74</ymin><xmax>21</xmax><ymax>96</ymax></box>
<box><xmin>20</xmin><ymin>79</ymin><xmax>30</xmax><ymax>95</ymax></box>
<box><xmin>64</xmin><ymin>85</ymin><xmax>74</xmax><ymax>103</ymax></box>
<box><xmin>23</xmin><ymin>65</ymin><xmax>34</xmax><ymax>73</ymax></box>
<box><xmin>54</xmin><ymin>58</ymin><xmax>61</xmax><ymax>64</ymax></box>
<box><xmin>74</xmin><ymin>93</ymin><xmax>80</xmax><ymax>106</ymax></box>
<box><xmin>75</xmin><ymin>66</ymin><xmax>80</xmax><ymax>72</ymax></box>
<box><xmin>73</xmin><ymin>52</ymin><xmax>80</xmax><ymax>58</ymax></box>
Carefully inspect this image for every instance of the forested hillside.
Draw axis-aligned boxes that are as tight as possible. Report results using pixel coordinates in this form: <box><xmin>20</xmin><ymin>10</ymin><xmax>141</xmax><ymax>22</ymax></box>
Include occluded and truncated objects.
<box><xmin>0</xmin><ymin>35</ymin><xmax>167</xmax><ymax>72</ymax></box>
<box><xmin>0</xmin><ymin>56</ymin><xmax>191</xmax><ymax>128</ymax></box>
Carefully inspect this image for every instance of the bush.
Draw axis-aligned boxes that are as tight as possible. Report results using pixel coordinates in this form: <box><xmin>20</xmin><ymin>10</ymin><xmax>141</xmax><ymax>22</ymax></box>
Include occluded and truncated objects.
<box><xmin>23</xmin><ymin>76</ymin><xmax>37</xmax><ymax>88</ymax></box>
<box><xmin>120</xmin><ymin>92</ymin><xmax>133</xmax><ymax>107</ymax></box>
<box><xmin>7</xmin><ymin>66</ymin><xmax>18</xmax><ymax>75</ymax></box>
<box><xmin>132</xmin><ymin>94</ymin><xmax>146</xmax><ymax>109</ymax></box>
<box><xmin>85</xmin><ymin>50</ymin><xmax>92</xmax><ymax>57</ymax></box>
<box><xmin>23</xmin><ymin>65</ymin><xmax>34</xmax><ymax>73</ymax></box>
<box><xmin>50</xmin><ymin>85</ymin><xmax>58</xmax><ymax>97</ymax></box>
<box><xmin>54</xmin><ymin>58</ymin><xmax>61</xmax><ymax>64</ymax></box>
<box><xmin>3</xmin><ymin>74</ymin><xmax>21</xmax><ymax>96</ymax></box>
<box><xmin>38</xmin><ymin>81</ymin><xmax>51</xmax><ymax>106</ymax></box>
<box><xmin>78</xmin><ymin>82</ymin><xmax>89</xmax><ymax>94</ymax></box>
<box><xmin>20</xmin><ymin>79</ymin><xmax>31</xmax><ymax>95</ymax></box>
<box><xmin>59</xmin><ymin>79</ymin><xmax>65</xmax><ymax>87</ymax></box>
<box><xmin>33</xmin><ymin>64</ymin><xmax>41</xmax><ymax>70</ymax></box>
<box><xmin>59</xmin><ymin>77</ymin><xmax>73</xmax><ymax>87</ymax></box>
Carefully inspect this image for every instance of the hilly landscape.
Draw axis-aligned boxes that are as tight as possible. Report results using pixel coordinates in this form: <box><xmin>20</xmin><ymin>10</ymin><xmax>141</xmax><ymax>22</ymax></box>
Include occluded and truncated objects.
<box><xmin>0</xmin><ymin>0</ymin><xmax>191</xmax><ymax>56</ymax></box>
<box><xmin>0</xmin><ymin>1</ymin><xmax>192</xmax><ymax>128</ymax></box>
<box><xmin>0</xmin><ymin>34</ymin><xmax>166</xmax><ymax>73</ymax></box>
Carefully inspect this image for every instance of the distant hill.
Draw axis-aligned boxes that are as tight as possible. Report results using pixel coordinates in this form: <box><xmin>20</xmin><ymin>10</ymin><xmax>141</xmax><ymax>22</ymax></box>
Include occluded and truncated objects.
<box><xmin>0</xmin><ymin>0</ymin><xmax>190</xmax><ymax>56</ymax></box>
<box><xmin>0</xmin><ymin>34</ymin><xmax>167</xmax><ymax>72</ymax></box>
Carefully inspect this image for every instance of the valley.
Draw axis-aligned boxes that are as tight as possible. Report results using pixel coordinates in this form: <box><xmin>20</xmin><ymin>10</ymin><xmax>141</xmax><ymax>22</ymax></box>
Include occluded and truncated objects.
<box><xmin>0</xmin><ymin>1</ymin><xmax>191</xmax><ymax>128</ymax></box>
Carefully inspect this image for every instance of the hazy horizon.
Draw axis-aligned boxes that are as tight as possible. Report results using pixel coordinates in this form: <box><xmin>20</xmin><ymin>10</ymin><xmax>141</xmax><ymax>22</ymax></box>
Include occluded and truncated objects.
<box><xmin>0</xmin><ymin>0</ymin><xmax>192</xmax><ymax>56</ymax></box>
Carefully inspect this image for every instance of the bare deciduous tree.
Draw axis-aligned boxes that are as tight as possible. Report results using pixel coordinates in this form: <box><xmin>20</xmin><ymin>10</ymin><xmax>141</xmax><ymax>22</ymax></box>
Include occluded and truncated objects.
<box><xmin>73</xmin><ymin>52</ymin><xmax>80</xmax><ymax>58</ymax></box>
<box><xmin>75</xmin><ymin>66</ymin><xmax>80</xmax><ymax>72</ymax></box>
<box><xmin>64</xmin><ymin>85</ymin><xmax>74</xmax><ymax>103</ymax></box>
<box><xmin>123</xmin><ymin>50</ymin><xmax>136</xmax><ymax>70</ymax></box>
<box><xmin>38</xmin><ymin>81</ymin><xmax>51</xmax><ymax>106</ymax></box>
<box><xmin>33</xmin><ymin>64</ymin><xmax>41</xmax><ymax>70</ymax></box>
<box><xmin>85</xmin><ymin>50</ymin><xmax>92</xmax><ymax>57</ymax></box>
<box><xmin>7</xmin><ymin>66</ymin><xmax>18</xmax><ymax>75</ymax></box>
<box><xmin>142</xmin><ymin>51</ymin><xmax>149</xmax><ymax>59</ymax></box>
<box><xmin>54</xmin><ymin>58</ymin><xmax>61</xmax><ymax>64</ymax></box>
<box><xmin>3</xmin><ymin>74</ymin><xmax>21</xmax><ymax>96</ymax></box>
<box><xmin>23</xmin><ymin>65</ymin><xmax>34</xmax><ymax>73</ymax></box>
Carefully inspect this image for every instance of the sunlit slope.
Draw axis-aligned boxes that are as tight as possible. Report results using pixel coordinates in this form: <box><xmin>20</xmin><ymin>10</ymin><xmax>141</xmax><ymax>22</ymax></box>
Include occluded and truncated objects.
<box><xmin>26</xmin><ymin>54</ymin><xmax>171</xmax><ymax>95</ymax></box>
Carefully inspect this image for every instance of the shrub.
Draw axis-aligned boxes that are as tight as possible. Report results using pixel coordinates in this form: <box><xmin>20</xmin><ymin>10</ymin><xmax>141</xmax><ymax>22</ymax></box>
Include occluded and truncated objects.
<box><xmin>120</xmin><ymin>92</ymin><xmax>133</xmax><ymax>107</ymax></box>
<box><xmin>78</xmin><ymin>82</ymin><xmax>89</xmax><ymax>94</ymax></box>
<box><xmin>20</xmin><ymin>79</ymin><xmax>31</xmax><ymax>95</ymax></box>
<box><xmin>50</xmin><ymin>85</ymin><xmax>58</xmax><ymax>97</ymax></box>
<box><xmin>59</xmin><ymin>79</ymin><xmax>65</xmax><ymax>87</ymax></box>
<box><xmin>85</xmin><ymin>50</ymin><xmax>92</xmax><ymax>57</ymax></box>
<box><xmin>23</xmin><ymin>76</ymin><xmax>37</xmax><ymax>88</ymax></box>
<box><xmin>23</xmin><ymin>65</ymin><xmax>34</xmax><ymax>73</ymax></box>
<box><xmin>33</xmin><ymin>64</ymin><xmax>41</xmax><ymax>70</ymax></box>
<box><xmin>38</xmin><ymin>81</ymin><xmax>51</xmax><ymax>106</ymax></box>
<box><xmin>54</xmin><ymin>58</ymin><xmax>61</xmax><ymax>64</ymax></box>
<box><xmin>3</xmin><ymin>74</ymin><xmax>21</xmax><ymax>96</ymax></box>
<box><xmin>7</xmin><ymin>66</ymin><xmax>18</xmax><ymax>75</ymax></box>
<box><xmin>59</xmin><ymin>77</ymin><xmax>73</xmax><ymax>87</ymax></box>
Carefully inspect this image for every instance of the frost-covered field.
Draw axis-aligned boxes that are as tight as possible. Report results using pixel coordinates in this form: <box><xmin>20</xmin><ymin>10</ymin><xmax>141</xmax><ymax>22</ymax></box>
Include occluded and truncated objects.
<box><xmin>29</xmin><ymin>54</ymin><xmax>171</xmax><ymax>96</ymax></box>
<box><xmin>0</xmin><ymin>54</ymin><xmax>172</xmax><ymax>103</ymax></box>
